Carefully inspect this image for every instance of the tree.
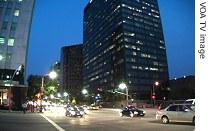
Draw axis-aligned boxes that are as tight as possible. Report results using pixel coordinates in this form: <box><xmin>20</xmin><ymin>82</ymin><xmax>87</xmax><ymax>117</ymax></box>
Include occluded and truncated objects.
<box><xmin>27</xmin><ymin>75</ymin><xmax>42</xmax><ymax>100</ymax></box>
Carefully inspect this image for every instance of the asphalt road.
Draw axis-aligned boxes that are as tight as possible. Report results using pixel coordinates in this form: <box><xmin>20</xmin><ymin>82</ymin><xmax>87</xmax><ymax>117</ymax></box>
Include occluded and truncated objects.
<box><xmin>0</xmin><ymin>111</ymin><xmax>57</xmax><ymax>131</ymax></box>
<box><xmin>0</xmin><ymin>109</ymin><xmax>195</xmax><ymax>131</ymax></box>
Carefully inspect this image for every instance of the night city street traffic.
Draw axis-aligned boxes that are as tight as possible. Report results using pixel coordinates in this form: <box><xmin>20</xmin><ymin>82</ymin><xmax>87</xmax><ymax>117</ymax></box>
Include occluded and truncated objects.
<box><xmin>0</xmin><ymin>108</ymin><xmax>194</xmax><ymax>131</ymax></box>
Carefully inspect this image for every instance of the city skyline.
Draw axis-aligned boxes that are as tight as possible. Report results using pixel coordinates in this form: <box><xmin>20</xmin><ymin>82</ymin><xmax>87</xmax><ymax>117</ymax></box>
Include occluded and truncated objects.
<box><xmin>28</xmin><ymin>0</ymin><xmax>195</xmax><ymax>79</ymax></box>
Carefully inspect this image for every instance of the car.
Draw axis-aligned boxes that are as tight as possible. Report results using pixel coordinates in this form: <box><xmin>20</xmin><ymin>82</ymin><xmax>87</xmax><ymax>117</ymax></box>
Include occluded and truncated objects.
<box><xmin>184</xmin><ymin>99</ymin><xmax>195</xmax><ymax>110</ymax></box>
<box><xmin>78</xmin><ymin>106</ymin><xmax>88</xmax><ymax>114</ymax></box>
<box><xmin>158</xmin><ymin>101</ymin><xmax>173</xmax><ymax>110</ymax></box>
<box><xmin>88</xmin><ymin>104</ymin><xmax>100</xmax><ymax>110</ymax></box>
<box><xmin>156</xmin><ymin>104</ymin><xmax>195</xmax><ymax>124</ymax></box>
<box><xmin>184</xmin><ymin>99</ymin><xmax>195</xmax><ymax>105</ymax></box>
<box><xmin>119</xmin><ymin>105</ymin><xmax>146</xmax><ymax>117</ymax></box>
<box><xmin>65</xmin><ymin>106</ymin><xmax>84</xmax><ymax>117</ymax></box>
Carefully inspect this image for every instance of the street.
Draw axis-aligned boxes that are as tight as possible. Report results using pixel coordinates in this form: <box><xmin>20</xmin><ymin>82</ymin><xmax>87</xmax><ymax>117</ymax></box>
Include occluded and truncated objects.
<box><xmin>0</xmin><ymin>108</ymin><xmax>194</xmax><ymax>131</ymax></box>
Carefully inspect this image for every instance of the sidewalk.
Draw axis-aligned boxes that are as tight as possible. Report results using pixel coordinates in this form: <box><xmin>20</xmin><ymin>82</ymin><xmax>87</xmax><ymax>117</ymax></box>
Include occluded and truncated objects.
<box><xmin>0</xmin><ymin>109</ymin><xmax>40</xmax><ymax>114</ymax></box>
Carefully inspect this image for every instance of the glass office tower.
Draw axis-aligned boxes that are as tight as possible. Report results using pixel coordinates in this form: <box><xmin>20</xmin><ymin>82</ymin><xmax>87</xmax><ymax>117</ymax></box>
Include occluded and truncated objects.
<box><xmin>83</xmin><ymin>0</ymin><xmax>168</xmax><ymax>99</ymax></box>
<box><xmin>0</xmin><ymin>0</ymin><xmax>35</xmax><ymax>107</ymax></box>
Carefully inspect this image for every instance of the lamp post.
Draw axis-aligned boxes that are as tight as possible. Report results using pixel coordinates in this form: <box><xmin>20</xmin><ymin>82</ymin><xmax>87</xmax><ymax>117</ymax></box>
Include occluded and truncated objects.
<box><xmin>152</xmin><ymin>81</ymin><xmax>159</xmax><ymax>108</ymax></box>
<box><xmin>9</xmin><ymin>64</ymin><xmax>23</xmax><ymax>111</ymax></box>
<box><xmin>82</xmin><ymin>89</ymin><xmax>88</xmax><ymax>95</ymax></box>
<box><xmin>40</xmin><ymin>70</ymin><xmax>57</xmax><ymax>112</ymax></box>
<box><xmin>63</xmin><ymin>92</ymin><xmax>69</xmax><ymax>104</ymax></box>
<box><xmin>119</xmin><ymin>83</ymin><xmax>128</xmax><ymax>106</ymax></box>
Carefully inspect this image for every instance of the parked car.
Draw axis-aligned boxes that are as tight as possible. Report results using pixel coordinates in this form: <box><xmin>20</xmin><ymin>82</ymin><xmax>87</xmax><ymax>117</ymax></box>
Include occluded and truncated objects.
<box><xmin>120</xmin><ymin>105</ymin><xmax>146</xmax><ymax>117</ymax></box>
<box><xmin>156</xmin><ymin>104</ymin><xmax>195</xmax><ymax>124</ymax></box>
<box><xmin>65</xmin><ymin>106</ymin><xmax>84</xmax><ymax>117</ymax></box>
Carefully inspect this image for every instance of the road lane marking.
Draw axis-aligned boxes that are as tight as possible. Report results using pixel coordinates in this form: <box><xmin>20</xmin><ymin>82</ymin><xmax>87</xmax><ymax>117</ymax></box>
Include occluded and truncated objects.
<box><xmin>40</xmin><ymin>114</ymin><xmax>65</xmax><ymax>131</ymax></box>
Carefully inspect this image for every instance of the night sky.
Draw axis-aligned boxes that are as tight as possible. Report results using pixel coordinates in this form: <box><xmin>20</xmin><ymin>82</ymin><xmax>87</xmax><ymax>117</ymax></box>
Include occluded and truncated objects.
<box><xmin>28</xmin><ymin>0</ymin><xmax>195</xmax><ymax>79</ymax></box>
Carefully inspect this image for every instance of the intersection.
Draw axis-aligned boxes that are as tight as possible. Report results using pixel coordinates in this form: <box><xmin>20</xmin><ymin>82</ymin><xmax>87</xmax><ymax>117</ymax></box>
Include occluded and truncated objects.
<box><xmin>0</xmin><ymin>108</ymin><xmax>194</xmax><ymax>131</ymax></box>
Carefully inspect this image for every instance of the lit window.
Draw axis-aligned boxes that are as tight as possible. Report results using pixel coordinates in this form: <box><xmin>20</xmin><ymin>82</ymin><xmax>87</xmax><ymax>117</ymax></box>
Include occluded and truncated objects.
<box><xmin>14</xmin><ymin>10</ymin><xmax>20</xmax><ymax>16</ymax></box>
<box><xmin>0</xmin><ymin>37</ymin><xmax>5</xmax><ymax>44</ymax></box>
<box><xmin>133</xmin><ymin>52</ymin><xmax>137</xmax><ymax>56</ymax></box>
<box><xmin>131</xmin><ymin>66</ymin><xmax>137</xmax><ymax>69</ymax></box>
<box><xmin>8</xmin><ymin>38</ymin><xmax>15</xmax><ymax>46</ymax></box>
<box><xmin>0</xmin><ymin>54</ymin><xmax>3</xmax><ymax>61</ymax></box>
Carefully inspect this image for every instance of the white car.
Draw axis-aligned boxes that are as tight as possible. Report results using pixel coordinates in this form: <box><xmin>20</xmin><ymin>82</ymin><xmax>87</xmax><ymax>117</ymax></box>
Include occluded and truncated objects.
<box><xmin>156</xmin><ymin>104</ymin><xmax>195</xmax><ymax>124</ymax></box>
<box><xmin>184</xmin><ymin>99</ymin><xmax>195</xmax><ymax>110</ymax></box>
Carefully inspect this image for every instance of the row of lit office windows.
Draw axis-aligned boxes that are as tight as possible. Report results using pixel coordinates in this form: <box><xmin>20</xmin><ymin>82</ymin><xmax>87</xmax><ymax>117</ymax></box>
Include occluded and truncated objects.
<box><xmin>84</xmin><ymin>43</ymin><xmax>166</xmax><ymax>70</ymax></box>
<box><xmin>85</xmin><ymin>13</ymin><xmax>121</xmax><ymax>41</ymax></box>
<box><xmin>84</xmin><ymin>40</ymin><xmax>165</xmax><ymax>67</ymax></box>
<box><xmin>85</xmin><ymin>4</ymin><xmax>120</xmax><ymax>30</ymax></box>
<box><xmin>0</xmin><ymin>37</ymin><xmax>15</xmax><ymax>46</ymax></box>
<box><xmin>0</xmin><ymin>7</ymin><xmax>20</xmax><ymax>16</ymax></box>
<box><xmin>121</xmin><ymin>3</ymin><xmax>160</xmax><ymax>17</ymax></box>
<box><xmin>124</xmin><ymin>14</ymin><xmax>160</xmax><ymax>27</ymax></box>
<box><xmin>121</xmin><ymin>8</ymin><xmax>160</xmax><ymax>24</ymax></box>
<box><xmin>0</xmin><ymin>0</ymin><xmax>23</xmax><ymax>2</ymax></box>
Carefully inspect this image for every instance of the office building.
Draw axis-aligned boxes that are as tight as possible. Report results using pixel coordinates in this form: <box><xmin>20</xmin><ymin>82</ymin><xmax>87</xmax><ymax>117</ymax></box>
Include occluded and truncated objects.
<box><xmin>0</xmin><ymin>0</ymin><xmax>35</xmax><ymax>108</ymax></box>
<box><xmin>83</xmin><ymin>0</ymin><xmax>169</xmax><ymax>99</ymax></box>
<box><xmin>169</xmin><ymin>76</ymin><xmax>195</xmax><ymax>100</ymax></box>
<box><xmin>60</xmin><ymin>44</ymin><xmax>83</xmax><ymax>102</ymax></box>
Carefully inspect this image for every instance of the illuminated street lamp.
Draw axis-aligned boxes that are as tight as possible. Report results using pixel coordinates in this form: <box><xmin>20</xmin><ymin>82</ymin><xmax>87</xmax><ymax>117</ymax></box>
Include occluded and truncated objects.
<box><xmin>50</xmin><ymin>94</ymin><xmax>54</xmax><ymax>99</ymax></box>
<box><xmin>152</xmin><ymin>81</ymin><xmax>159</xmax><ymax>107</ymax></box>
<box><xmin>119</xmin><ymin>83</ymin><xmax>128</xmax><ymax>106</ymax></box>
<box><xmin>9</xmin><ymin>64</ymin><xmax>24</xmax><ymax>111</ymax></box>
<box><xmin>57</xmin><ymin>93</ymin><xmax>61</xmax><ymax>98</ymax></box>
<box><xmin>63</xmin><ymin>92</ymin><xmax>69</xmax><ymax>103</ymax></box>
<box><xmin>63</xmin><ymin>92</ymin><xmax>68</xmax><ymax>97</ymax></box>
<box><xmin>82</xmin><ymin>89</ymin><xmax>88</xmax><ymax>95</ymax></box>
<box><xmin>48</xmin><ymin>71</ymin><xmax>57</xmax><ymax>79</ymax></box>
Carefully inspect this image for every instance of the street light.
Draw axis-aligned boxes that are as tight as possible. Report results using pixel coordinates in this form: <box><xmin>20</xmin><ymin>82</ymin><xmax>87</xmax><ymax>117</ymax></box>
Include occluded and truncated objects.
<box><xmin>48</xmin><ymin>71</ymin><xmax>57</xmax><ymax>79</ymax></box>
<box><xmin>40</xmin><ymin>70</ymin><xmax>57</xmax><ymax>112</ymax></box>
<box><xmin>9</xmin><ymin>64</ymin><xmax>24</xmax><ymax>111</ymax></box>
<box><xmin>152</xmin><ymin>81</ymin><xmax>159</xmax><ymax>108</ymax></box>
<box><xmin>63</xmin><ymin>92</ymin><xmax>69</xmax><ymax>103</ymax></box>
<box><xmin>119</xmin><ymin>83</ymin><xmax>128</xmax><ymax>106</ymax></box>
<box><xmin>82</xmin><ymin>89</ymin><xmax>88</xmax><ymax>95</ymax></box>
<box><xmin>57</xmin><ymin>93</ymin><xmax>61</xmax><ymax>98</ymax></box>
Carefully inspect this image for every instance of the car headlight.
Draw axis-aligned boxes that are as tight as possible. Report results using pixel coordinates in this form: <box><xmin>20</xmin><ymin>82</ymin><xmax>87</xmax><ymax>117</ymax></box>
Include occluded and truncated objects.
<box><xmin>134</xmin><ymin>111</ymin><xmax>138</xmax><ymax>114</ymax></box>
<box><xmin>143</xmin><ymin>110</ymin><xmax>146</xmax><ymax>114</ymax></box>
<box><xmin>80</xmin><ymin>111</ymin><xmax>84</xmax><ymax>115</ymax></box>
<box><xmin>71</xmin><ymin>111</ymin><xmax>76</xmax><ymax>115</ymax></box>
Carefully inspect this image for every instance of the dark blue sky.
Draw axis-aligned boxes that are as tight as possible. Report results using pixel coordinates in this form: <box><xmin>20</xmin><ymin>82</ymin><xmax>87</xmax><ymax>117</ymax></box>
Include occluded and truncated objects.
<box><xmin>28</xmin><ymin>0</ymin><xmax>195</xmax><ymax>79</ymax></box>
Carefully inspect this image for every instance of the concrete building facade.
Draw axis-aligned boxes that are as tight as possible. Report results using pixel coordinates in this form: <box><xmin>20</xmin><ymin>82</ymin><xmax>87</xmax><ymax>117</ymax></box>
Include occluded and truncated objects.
<box><xmin>0</xmin><ymin>0</ymin><xmax>35</xmax><ymax>108</ymax></box>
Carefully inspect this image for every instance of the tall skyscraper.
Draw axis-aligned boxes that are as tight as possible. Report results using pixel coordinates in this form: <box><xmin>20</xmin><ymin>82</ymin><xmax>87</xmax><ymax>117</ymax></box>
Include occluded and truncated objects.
<box><xmin>60</xmin><ymin>44</ymin><xmax>83</xmax><ymax>102</ymax></box>
<box><xmin>83</xmin><ymin>0</ymin><xmax>169</xmax><ymax>100</ymax></box>
<box><xmin>0</xmin><ymin>0</ymin><xmax>35</xmax><ymax>107</ymax></box>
